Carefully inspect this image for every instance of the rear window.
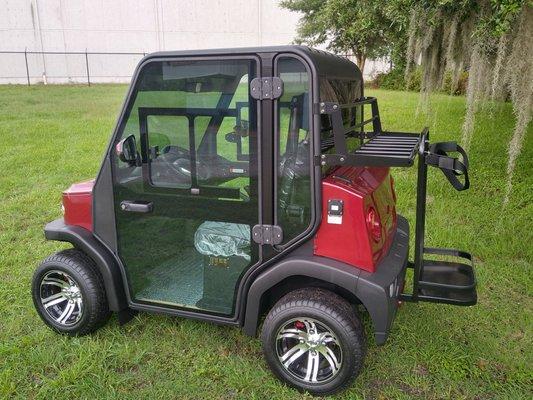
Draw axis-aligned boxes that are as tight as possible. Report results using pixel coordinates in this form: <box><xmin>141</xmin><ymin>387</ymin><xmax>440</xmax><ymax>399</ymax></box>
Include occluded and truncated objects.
<box><xmin>319</xmin><ymin>77</ymin><xmax>363</xmax><ymax>155</ymax></box>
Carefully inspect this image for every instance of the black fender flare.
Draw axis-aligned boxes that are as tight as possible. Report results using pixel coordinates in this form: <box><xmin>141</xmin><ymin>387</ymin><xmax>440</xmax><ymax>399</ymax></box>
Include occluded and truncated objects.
<box><xmin>242</xmin><ymin>216</ymin><xmax>410</xmax><ymax>345</ymax></box>
<box><xmin>44</xmin><ymin>218</ymin><xmax>128</xmax><ymax>312</ymax></box>
<box><xmin>243</xmin><ymin>256</ymin><xmax>358</xmax><ymax>336</ymax></box>
<box><xmin>242</xmin><ymin>256</ymin><xmax>396</xmax><ymax>345</ymax></box>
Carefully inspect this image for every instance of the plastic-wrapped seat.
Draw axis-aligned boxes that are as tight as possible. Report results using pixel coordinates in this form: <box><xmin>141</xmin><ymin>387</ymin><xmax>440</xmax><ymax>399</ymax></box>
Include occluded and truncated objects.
<box><xmin>194</xmin><ymin>221</ymin><xmax>250</xmax><ymax>261</ymax></box>
<box><xmin>194</xmin><ymin>221</ymin><xmax>251</xmax><ymax>313</ymax></box>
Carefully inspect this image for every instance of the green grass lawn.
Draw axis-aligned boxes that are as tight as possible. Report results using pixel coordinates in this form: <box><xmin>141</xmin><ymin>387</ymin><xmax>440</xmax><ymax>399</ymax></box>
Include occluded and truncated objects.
<box><xmin>0</xmin><ymin>85</ymin><xmax>531</xmax><ymax>399</ymax></box>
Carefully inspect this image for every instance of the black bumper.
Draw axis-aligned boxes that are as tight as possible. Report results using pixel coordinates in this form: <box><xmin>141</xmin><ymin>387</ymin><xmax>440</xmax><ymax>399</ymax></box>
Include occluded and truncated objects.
<box><xmin>354</xmin><ymin>215</ymin><xmax>409</xmax><ymax>344</ymax></box>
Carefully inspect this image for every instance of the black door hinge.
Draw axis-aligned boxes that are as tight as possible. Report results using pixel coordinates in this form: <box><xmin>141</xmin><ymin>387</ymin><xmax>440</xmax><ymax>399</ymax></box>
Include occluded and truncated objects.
<box><xmin>252</xmin><ymin>224</ymin><xmax>283</xmax><ymax>245</ymax></box>
<box><xmin>250</xmin><ymin>77</ymin><xmax>283</xmax><ymax>100</ymax></box>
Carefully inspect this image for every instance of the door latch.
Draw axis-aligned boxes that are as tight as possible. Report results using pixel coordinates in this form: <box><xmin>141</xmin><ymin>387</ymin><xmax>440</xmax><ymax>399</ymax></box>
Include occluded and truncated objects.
<box><xmin>120</xmin><ymin>201</ymin><xmax>153</xmax><ymax>213</ymax></box>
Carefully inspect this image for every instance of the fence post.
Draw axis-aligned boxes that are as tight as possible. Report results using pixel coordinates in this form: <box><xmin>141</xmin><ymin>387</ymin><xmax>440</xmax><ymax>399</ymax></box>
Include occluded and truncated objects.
<box><xmin>85</xmin><ymin>49</ymin><xmax>90</xmax><ymax>86</ymax></box>
<box><xmin>24</xmin><ymin>48</ymin><xmax>30</xmax><ymax>86</ymax></box>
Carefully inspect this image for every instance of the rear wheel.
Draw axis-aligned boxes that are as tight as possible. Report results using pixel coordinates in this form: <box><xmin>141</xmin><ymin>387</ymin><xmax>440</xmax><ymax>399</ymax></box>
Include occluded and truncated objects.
<box><xmin>32</xmin><ymin>249</ymin><xmax>111</xmax><ymax>335</ymax></box>
<box><xmin>261</xmin><ymin>288</ymin><xmax>366</xmax><ymax>396</ymax></box>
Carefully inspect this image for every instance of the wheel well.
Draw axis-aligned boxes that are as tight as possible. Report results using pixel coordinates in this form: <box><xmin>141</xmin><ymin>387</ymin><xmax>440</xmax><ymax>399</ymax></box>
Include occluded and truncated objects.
<box><xmin>256</xmin><ymin>275</ymin><xmax>365</xmax><ymax>325</ymax></box>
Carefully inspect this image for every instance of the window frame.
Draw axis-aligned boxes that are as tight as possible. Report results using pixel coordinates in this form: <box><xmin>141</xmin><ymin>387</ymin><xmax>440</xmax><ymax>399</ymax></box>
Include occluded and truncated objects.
<box><xmin>273</xmin><ymin>54</ymin><xmax>316</xmax><ymax>249</ymax></box>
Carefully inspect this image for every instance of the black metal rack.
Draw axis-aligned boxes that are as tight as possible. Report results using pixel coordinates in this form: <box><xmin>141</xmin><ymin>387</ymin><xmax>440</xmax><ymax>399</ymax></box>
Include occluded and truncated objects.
<box><xmin>319</xmin><ymin>97</ymin><xmax>476</xmax><ymax>306</ymax></box>
<box><xmin>316</xmin><ymin>98</ymin><xmax>425</xmax><ymax>168</ymax></box>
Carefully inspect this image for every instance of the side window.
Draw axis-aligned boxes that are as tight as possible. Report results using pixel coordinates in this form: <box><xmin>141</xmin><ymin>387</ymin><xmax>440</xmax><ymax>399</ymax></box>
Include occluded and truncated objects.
<box><xmin>276</xmin><ymin>57</ymin><xmax>312</xmax><ymax>243</ymax></box>
<box><xmin>147</xmin><ymin>115</ymin><xmax>190</xmax><ymax>188</ymax></box>
<box><xmin>113</xmin><ymin>59</ymin><xmax>256</xmax><ymax>202</ymax></box>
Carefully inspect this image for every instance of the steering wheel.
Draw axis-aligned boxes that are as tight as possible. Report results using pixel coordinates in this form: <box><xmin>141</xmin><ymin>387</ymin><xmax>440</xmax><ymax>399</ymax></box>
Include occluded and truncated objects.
<box><xmin>148</xmin><ymin>146</ymin><xmax>208</xmax><ymax>184</ymax></box>
<box><xmin>158</xmin><ymin>150</ymin><xmax>211</xmax><ymax>182</ymax></box>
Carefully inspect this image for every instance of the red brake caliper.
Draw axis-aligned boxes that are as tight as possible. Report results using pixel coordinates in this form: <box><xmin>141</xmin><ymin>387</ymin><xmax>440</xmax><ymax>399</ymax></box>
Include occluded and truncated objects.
<box><xmin>295</xmin><ymin>321</ymin><xmax>305</xmax><ymax>330</ymax></box>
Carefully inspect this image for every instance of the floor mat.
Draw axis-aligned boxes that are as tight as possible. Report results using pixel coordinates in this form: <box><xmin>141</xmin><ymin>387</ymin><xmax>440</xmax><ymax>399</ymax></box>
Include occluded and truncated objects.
<box><xmin>136</xmin><ymin>249</ymin><xmax>204</xmax><ymax>308</ymax></box>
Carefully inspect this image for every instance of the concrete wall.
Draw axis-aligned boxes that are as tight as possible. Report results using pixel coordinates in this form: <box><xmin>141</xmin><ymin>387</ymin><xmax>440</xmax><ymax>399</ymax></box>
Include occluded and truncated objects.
<box><xmin>0</xmin><ymin>0</ymin><xmax>388</xmax><ymax>84</ymax></box>
<box><xmin>0</xmin><ymin>0</ymin><xmax>302</xmax><ymax>83</ymax></box>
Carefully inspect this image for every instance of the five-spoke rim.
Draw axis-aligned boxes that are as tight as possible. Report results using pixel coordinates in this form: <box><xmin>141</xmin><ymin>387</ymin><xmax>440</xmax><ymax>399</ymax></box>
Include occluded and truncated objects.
<box><xmin>40</xmin><ymin>270</ymin><xmax>83</xmax><ymax>326</ymax></box>
<box><xmin>275</xmin><ymin>317</ymin><xmax>343</xmax><ymax>383</ymax></box>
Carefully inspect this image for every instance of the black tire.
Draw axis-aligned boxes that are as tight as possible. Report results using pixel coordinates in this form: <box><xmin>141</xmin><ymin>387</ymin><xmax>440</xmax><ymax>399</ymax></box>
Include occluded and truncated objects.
<box><xmin>32</xmin><ymin>249</ymin><xmax>111</xmax><ymax>336</ymax></box>
<box><xmin>261</xmin><ymin>288</ymin><xmax>366</xmax><ymax>396</ymax></box>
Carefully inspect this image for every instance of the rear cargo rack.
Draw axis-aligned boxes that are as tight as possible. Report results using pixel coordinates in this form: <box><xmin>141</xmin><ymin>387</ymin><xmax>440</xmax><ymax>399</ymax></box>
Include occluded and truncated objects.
<box><xmin>318</xmin><ymin>97</ymin><xmax>475</xmax><ymax>306</ymax></box>
<box><xmin>316</xmin><ymin>98</ymin><xmax>424</xmax><ymax>168</ymax></box>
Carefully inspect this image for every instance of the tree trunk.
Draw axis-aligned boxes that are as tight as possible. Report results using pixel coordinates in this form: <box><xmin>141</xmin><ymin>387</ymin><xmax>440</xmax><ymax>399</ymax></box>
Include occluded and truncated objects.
<box><xmin>355</xmin><ymin>52</ymin><xmax>366</xmax><ymax>74</ymax></box>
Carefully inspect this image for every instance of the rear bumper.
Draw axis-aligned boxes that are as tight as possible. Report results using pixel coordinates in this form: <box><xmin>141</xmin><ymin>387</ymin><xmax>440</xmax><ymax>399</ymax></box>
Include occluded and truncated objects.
<box><xmin>354</xmin><ymin>215</ymin><xmax>409</xmax><ymax>344</ymax></box>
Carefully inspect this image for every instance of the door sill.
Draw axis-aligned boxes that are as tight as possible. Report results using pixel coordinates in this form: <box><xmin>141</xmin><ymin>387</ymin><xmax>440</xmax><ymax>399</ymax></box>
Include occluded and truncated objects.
<box><xmin>128</xmin><ymin>300</ymin><xmax>240</xmax><ymax>326</ymax></box>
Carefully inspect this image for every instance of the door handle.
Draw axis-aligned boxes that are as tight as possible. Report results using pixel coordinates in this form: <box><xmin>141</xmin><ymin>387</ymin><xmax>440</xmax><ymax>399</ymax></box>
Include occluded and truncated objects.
<box><xmin>120</xmin><ymin>201</ymin><xmax>153</xmax><ymax>213</ymax></box>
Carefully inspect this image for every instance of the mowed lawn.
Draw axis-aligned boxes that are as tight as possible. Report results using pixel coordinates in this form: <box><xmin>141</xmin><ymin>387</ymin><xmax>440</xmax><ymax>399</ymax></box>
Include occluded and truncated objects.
<box><xmin>0</xmin><ymin>84</ymin><xmax>531</xmax><ymax>400</ymax></box>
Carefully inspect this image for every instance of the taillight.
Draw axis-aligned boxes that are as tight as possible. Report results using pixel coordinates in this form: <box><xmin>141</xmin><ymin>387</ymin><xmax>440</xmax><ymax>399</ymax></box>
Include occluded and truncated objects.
<box><xmin>366</xmin><ymin>206</ymin><xmax>382</xmax><ymax>242</ymax></box>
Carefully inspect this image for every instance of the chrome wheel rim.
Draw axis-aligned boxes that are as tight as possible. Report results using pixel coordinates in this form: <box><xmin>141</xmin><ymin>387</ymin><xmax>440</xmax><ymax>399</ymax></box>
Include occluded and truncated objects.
<box><xmin>40</xmin><ymin>270</ymin><xmax>83</xmax><ymax>326</ymax></box>
<box><xmin>276</xmin><ymin>317</ymin><xmax>343</xmax><ymax>383</ymax></box>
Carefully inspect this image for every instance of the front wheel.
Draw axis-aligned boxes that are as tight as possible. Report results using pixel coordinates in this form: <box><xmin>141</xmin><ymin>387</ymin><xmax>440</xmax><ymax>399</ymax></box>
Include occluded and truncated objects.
<box><xmin>32</xmin><ymin>249</ymin><xmax>111</xmax><ymax>335</ymax></box>
<box><xmin>261</xmin><ymin>288</ymin><xmax>366</xmax><ymax>396</ymax></box>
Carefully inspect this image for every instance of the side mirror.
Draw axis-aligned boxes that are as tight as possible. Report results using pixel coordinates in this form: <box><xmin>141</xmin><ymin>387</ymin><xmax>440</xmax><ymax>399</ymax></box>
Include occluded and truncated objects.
<box><xmin>116</xmin><ymin>135</ymin><xmax>138</xmax><ymax>165</ymax></box>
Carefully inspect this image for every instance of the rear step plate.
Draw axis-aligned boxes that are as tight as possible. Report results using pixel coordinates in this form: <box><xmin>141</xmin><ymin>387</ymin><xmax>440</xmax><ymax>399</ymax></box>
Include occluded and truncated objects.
<box><xmin>418</xmin><ymin>260</ymin><xmax>477</xmax><ymax>305</ymax></box>
<box><xmin>402</xmin><ymin>248</ymin><xmax>477</xmax><ymax>306</ymax></box>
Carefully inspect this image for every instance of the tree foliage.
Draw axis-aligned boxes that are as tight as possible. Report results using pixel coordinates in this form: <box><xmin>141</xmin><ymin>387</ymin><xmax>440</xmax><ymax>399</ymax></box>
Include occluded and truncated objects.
<box><xmin>284</xmin><ymin>0</ymin><xmax>531</xmax><ymax>203</ymax></box>
<box><xmin>280</xmin><ymin>0</ymin><xmax>409</xmax><ymax>71</ymax></box>
<box><xmin>405</xmin><ymin>0</ymin><xmax>532</xmax><ymax>203</ymax></box>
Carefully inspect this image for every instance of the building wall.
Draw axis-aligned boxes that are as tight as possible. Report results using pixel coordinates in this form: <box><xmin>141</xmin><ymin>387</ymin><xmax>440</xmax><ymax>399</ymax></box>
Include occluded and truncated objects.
<box><xmin>0</xmin><ymin>0</ymin><xmax>302</xmax><ymax>83</ymax></box>
<box><xmin>0</xmin><ymin>0</ymin><xmax>387</xmax><ymax>83</ymax></box>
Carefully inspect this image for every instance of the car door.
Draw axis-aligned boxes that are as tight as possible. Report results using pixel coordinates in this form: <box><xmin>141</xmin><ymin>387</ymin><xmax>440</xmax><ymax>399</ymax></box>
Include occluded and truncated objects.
<box><xmin>111</xmin><ymin>56</ymin><xmax>260</xmax><ymax>316</ymax></box>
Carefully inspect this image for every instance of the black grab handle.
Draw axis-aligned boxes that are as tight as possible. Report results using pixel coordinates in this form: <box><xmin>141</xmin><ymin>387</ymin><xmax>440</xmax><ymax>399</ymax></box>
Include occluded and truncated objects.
<box><xmin>425</xmin><ymin>141</ymin><xmax>470</xmax><ymax>191</ymax></box>
<box><xmin>120</xmin><ymin>201</ymin><xmax>153</xmax><ymax>213</ymax></box>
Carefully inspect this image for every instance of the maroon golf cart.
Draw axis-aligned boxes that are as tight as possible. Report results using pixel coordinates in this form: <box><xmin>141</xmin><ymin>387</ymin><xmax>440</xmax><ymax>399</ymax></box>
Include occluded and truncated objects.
<box><xmin>32</xmin><ymin>46</ymin><xmax>476</xmax><ymax>395</ymax></box>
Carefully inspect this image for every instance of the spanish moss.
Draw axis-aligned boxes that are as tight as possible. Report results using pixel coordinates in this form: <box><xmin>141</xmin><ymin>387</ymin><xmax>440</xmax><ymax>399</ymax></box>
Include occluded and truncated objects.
<box><xmin>406</xmin><ymin>2</ymin><xmax>532</xmax><ymax>203</ymax></box>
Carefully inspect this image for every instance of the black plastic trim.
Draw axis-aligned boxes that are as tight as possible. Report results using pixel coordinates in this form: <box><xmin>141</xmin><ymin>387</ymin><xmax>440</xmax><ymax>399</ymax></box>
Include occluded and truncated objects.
<box><xmin>243</xmin><ymin>216</ymin><xmax>410</xmax><ymax>345</ymax></box>
<box><xmin>44</xmin><ymin>218</ymin><xmax>128</xmax><ymax>312</ymax></box>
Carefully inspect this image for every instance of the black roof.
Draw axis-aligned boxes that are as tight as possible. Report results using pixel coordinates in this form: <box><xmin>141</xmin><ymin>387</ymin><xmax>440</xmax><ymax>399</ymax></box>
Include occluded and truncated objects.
<box><xmin>149</xmin><ymin>45</ymin><xmax>361</xmax><ymax>82</ymax></box>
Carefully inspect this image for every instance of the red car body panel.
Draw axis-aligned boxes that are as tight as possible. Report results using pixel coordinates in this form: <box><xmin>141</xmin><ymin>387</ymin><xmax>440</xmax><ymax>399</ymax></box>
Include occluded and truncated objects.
<box><xmin>62</xmin><ymin>179</ymin><xmax>94</xmax><ymax>232</ymax></box>
<box><xmin>314</xmin><ymin>166</ymin><xmax>397</xmax><ymax>273</ymax></box>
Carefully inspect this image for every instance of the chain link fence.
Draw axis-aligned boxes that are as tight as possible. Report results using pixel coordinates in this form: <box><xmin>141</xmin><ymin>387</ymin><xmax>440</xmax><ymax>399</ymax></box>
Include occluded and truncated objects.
<box><xmin>0</xmin><ymin>50</ymin><xmax>146</xmax><ymax>85</ymax></box>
